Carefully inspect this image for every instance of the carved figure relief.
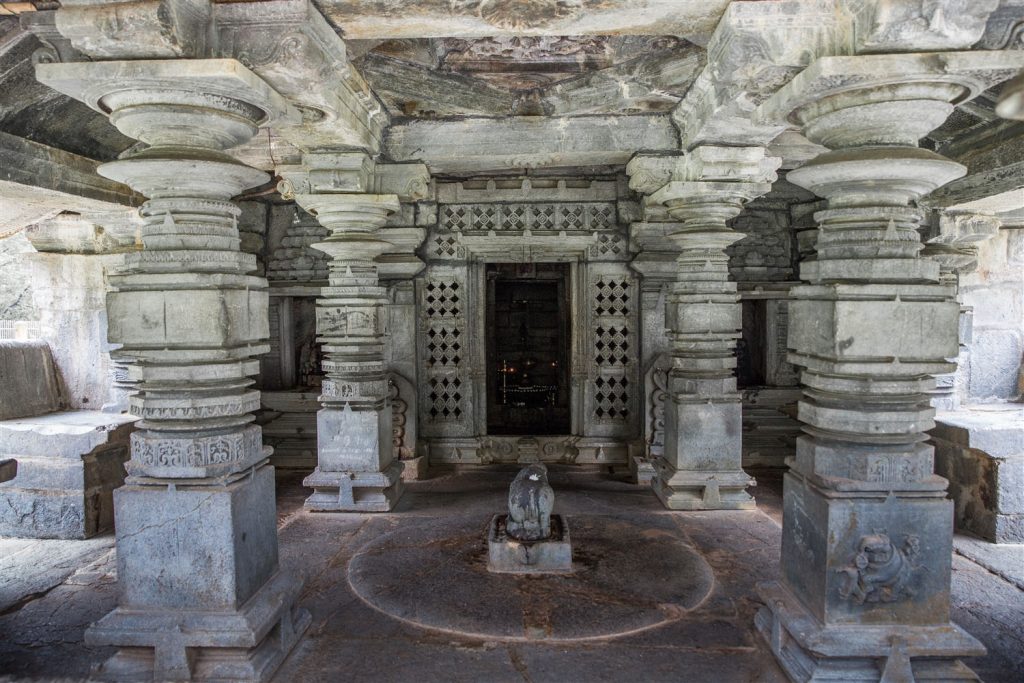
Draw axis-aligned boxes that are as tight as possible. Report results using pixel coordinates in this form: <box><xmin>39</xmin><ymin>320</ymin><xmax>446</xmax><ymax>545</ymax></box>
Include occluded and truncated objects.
<box><xmin>836</xmin><ymin>530</ymin><xmax>922</xmax><ymax>605</ymax></box>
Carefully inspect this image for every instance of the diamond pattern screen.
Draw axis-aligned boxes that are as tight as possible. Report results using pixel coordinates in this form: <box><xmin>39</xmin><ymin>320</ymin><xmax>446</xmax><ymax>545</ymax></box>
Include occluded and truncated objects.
<box><xmin>422</xmin><ymin>277</ymin><xmax>466</xmax><ymax>424</ymax></box>
<box><xmin>428</xmin><ymin>376</ymin><xmax>463</xmax><ymax>420</ymax></box>
<box><xmin>592</xmin><ymin>275</ymin><xmax>634</xmax><ymax>423</ymax></box>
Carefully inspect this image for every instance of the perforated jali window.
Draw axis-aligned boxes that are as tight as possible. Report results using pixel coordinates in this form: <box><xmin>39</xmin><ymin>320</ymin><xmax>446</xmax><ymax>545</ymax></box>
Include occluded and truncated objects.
<box><xmin>421</xmin><ymin>277</ymin><xmax>467</xmax><ymax>425</ymax></box>
<box><xmin>591</xmin><ymin>275</ymin><xmax>634</xmax><ymax>424</ymax></box>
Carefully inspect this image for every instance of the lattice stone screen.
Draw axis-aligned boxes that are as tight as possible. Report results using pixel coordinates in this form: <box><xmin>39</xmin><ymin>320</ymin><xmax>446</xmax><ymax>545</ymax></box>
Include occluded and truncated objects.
<box><xmin>587</xmin><ymin>270</ymin><xmax>639</xmax><ymax>437</ymax></box>
<box><xmin>418</xmin><ymin>274</ymin><xmax>471</xmax><ymax>435</ymax></box>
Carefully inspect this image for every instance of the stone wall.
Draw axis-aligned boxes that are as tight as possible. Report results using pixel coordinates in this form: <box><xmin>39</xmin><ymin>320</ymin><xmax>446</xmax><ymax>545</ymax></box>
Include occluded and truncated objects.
<box><xmin>959</xmin><ymin>227</ymin><xmax>1024</xmax><ymax>403</ymax></box>
<box><xmin>0</xmin><ymin>232</ymin><xmax>38</xmax><ymax>322</ymax></box>
<box><xmin>29</xmin><ymin>252</ymin><xmax>124</xmax><ymax>411</ymax></box>
<box><xmin>728</xmin><ymin>196</ymin><xmax>797</xmax><ymax>283</ymax></box>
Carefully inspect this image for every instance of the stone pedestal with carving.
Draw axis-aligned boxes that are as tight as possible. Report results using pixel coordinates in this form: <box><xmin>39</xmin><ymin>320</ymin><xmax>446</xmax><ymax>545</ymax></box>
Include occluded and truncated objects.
<box><xmin>754</xmin><ymin>52</ymin><xmax>1024</xmax><ymax>680</ymax></box>
<box><xmin>630</xmin><ymin>148</ymin><xmax>778</xmax><ymax>510</ymax></box>
<box><xmin>283</xmin><ymin>157</ymin><xmax>404</xmax><ymax>512</ymax></box>
<box><xmin>36</xmin><ymin>59</ymin><xmax>309</xmax><ymax>681</ymax></box>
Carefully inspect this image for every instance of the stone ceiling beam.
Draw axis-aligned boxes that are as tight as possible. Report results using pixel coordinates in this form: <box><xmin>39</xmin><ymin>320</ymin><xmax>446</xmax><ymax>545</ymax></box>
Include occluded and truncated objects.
<box><xmin>0</xmin><ymin>131</ymin><xmax>141</xmax><ymax>233</ymax></box>
<box><xmin>309</xmin><ymin>0</ymin><xmax>733</xmax><ymax>44</ymax></box>
<box><xmin>386</xmin><ymin>115</ymin><xmax>678</xmax><ymax>175</ymax></box>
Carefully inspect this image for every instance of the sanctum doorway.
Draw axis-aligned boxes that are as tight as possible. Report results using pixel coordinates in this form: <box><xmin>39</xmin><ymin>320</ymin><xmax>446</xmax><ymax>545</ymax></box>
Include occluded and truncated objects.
<box><xmin>486</xmin><ymin>263</ymin><xmax>572</xmax><ymax>435</ymax></box>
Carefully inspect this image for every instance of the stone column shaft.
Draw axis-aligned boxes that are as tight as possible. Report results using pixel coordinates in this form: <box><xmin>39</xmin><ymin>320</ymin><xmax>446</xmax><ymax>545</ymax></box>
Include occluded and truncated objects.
<box><xmin>632</xmin><ymin>147</ymin><xmax>778</xmax><ymax>509</ymax></box>
<box><xmin>282</xmin><ymin>157</ymin><xmax>403</xmax><ymax>511</ymax></box>
<box><xmin>753</xmin><ymin>51</ymin><xmax>1024</xmax><ymax>681</ymax></box>
<box><xmin>35</xmin><ymin>58</ymin><xmax>309</xmax><ymax>682</ymax></box>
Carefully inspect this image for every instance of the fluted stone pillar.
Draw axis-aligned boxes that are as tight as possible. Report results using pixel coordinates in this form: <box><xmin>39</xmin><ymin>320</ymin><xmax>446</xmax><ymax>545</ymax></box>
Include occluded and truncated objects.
<box><xmin>36</xmin><ymin>59</ymin><xmax>309</xmax><ymax>682</ymax></box>
<box><xmin>281</xmin><ymin>156</ymin><xmax>403</xmax><ymax>511</ymax></box>
<box><xmin>642</xmin><ymin>147</ymin><xmax>779</xmax><ymax>510</ymax></box>
<box><xmin>754</xmin><ymin>52</ymin><xmax>1024</xmax><ymax>680</ymax></box>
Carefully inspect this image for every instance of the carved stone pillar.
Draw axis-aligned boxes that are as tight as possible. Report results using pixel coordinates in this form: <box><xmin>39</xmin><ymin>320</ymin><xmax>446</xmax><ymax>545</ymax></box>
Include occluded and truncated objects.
<box><xmin>280</xmin><ymin>154</ymin><xmax>403</xmax><ymax>511</ymax></box>
<box><xmin>36</xmin><ymin>59</ymin><xmax>309</xmax><ymax>681</ymax></box>
<box><xmin>630</xmin><ymin>147</ymin><xmax>779</xmax><ymax>510</ymax></box>
<box><xmin>754</xmin><ymin>52</ymin><xmax>1024</xmax><ymax>680</ymax></box>
<box><xmin>921</xmin><ymin>211</ymin><xmax>1001</xmax><ymax>412</ymax></box>
<box><xmin>626</xmin><ymin>156</ymin><xmax>684</xmax><ymax>486</ymax></box>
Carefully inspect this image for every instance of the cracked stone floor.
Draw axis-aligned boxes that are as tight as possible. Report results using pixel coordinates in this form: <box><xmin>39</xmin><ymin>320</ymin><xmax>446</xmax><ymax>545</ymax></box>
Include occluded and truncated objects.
<box><xmin>1</xmin><ymin>468</ymin><xmax>1022</xmax><ymax>682</ymax></box>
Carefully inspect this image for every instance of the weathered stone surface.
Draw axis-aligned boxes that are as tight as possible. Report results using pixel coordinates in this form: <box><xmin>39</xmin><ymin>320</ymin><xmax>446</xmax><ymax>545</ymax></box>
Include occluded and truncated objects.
<box><xmin>932</xmin><ymin>407</ymin><xmax>1024</xmax><ymax>543</ymax></box>
<box><xmin>387</xmin><ymin>115</ymin><xmax>678</xmax><ymax>174</ymax></box>
<box><xmin>0</xmin><ymin>340</ymin><xmax>63</xmax><ymax>420</ymax></box>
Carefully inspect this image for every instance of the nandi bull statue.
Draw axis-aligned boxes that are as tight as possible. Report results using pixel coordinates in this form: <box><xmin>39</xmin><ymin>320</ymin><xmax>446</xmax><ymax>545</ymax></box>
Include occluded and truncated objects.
<box><xmin>506</xmin><ymin>463</ymin><xmax>555</xmax><ymax>542</ymax></box>
<box><xmin>488</xmin><ymin>463</ymin><xmax>572</xmax><ymax>574</ymax></box>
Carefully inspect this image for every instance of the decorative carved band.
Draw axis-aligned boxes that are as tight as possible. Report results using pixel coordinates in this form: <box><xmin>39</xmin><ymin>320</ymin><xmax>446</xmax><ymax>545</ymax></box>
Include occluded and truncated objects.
<box><xmin>440</xmin><ymin>202</ymin><xmax>617</xmax><ymax>233</ymax></box>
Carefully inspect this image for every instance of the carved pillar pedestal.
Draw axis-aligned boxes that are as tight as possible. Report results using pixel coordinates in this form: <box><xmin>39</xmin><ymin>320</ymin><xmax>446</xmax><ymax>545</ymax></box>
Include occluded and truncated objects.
<box><xmin>283</xmin><ymin>159</ymin><xmax>403</xmax><ymax>511</ymax></box>
<box><xmin>753</xmin><ymin>53</ymin><xmax>1024</xmax><ymax>681</ymax></box>
<box><xmin>36</xmin><ymin>59</ymin><xmax>309</xmax><ymax>682</ymax></box>
<box><xmin>643</xmin><ymin>147</ymin><xmax>778</xmax><ymax>510</ymax></box>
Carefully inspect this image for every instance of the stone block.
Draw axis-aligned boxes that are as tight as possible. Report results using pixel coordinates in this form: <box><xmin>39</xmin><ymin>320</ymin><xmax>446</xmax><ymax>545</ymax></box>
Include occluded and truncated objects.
<box><xmin>663</xmin><ymin>398</ymin><xmax>741</xmax><ymax>469</ymax></box>
<box><xmin>932</xmin><ymin>408</ymin><xmax>1024</xmax><ymax>543</ymax></box>
<box><xmin>107</xmin><ymin>281</ymin><xmax>268</xmax><ymax>348</ymax></box>
<box><xmin>303</xmin><ymin>460</ymin><xmax>404</xmax><ymax>512</ymax></box>
<box><xmin>0</xmin><ymin>340</ymin><xmax>63</xmax><ymax>420</ymax></box>
<box><xmin>780</xmin><ymin>471</ymin><xmax>953</xmax><ymax>627</ymax></box>
<box><xmin>487</xmin><ymin>514</ymin><xmax>572</xmax><ymax>575</ymax></box>
<box><xmin>316</xmin><ymin>406</ymin><xmax>393</xmax><ymax>473</ymax></box>
<box><xmin>0</xmin><ymin>411</ymin><xmax>135</xmax><ymax>539</ymax></box>
<box><xmin>114</xmin><ymin>465</ymin><xmax>279</xmax><ymax>611</ymax></box>
<box><xmin>968</xmin><ymin>328</ymin><xmax>1023</xmax><ymax>401</ymax></box>
<box><xmin>790</xmin><ymin>294</ymin><xmax>959</xmax><ymax>363</ymax></box>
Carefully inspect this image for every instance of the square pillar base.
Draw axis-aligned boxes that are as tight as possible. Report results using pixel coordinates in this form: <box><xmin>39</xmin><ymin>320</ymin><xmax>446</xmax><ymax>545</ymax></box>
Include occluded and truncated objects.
<box><xmin>652</xmin><ymin>458</ymin><xmax>755</xmax><ymax>510</ymax></box>
<box><xmin>303</xmin><ymin>460</ymin><xmax>404</xmax><ymax>512</ymax></box>
<box><xmin>87</xmin><ymin>570</ymin><xmax>311</xmax><ymax>683</ymax></box>
<box><xmin>756</xmin><ymin>581</ymin><xmax>983</xmax><ymax>682</ymax></box>
<box><xmin>85</xmin><ymin>464</ymin><xmax>309</xmax><ymax>682</ymax></box>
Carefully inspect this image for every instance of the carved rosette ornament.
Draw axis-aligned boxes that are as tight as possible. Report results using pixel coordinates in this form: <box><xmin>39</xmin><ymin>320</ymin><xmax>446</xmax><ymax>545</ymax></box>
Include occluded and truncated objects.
<box><xmin>753</xmin><ymin>51</ymin><xmax>1024</xmax><ymax>681</ymax></box>
<box><xmin>282</xmin><ymin>154</ymin><xmax>405</xmax><ymax>512</ymax></box>
<box><xmin>35</xmin><ymin>58</ymin><xmax>309</xmax><ymax>682</ymax></box>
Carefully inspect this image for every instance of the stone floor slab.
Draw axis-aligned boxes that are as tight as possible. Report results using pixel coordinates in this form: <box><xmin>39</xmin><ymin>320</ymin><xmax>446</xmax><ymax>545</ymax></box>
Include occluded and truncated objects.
<box><xmin>0</xmin><ymin>469</ymin><xmax>1021</xmax><ymax>682</ymax></box>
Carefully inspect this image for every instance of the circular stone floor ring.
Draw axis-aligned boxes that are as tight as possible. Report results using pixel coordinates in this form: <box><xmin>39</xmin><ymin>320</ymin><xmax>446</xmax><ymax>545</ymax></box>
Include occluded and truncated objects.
<box><xmin>348</xmin><ymin>515</ymin><xmax>715</xmax><ymax>642</ymax></box>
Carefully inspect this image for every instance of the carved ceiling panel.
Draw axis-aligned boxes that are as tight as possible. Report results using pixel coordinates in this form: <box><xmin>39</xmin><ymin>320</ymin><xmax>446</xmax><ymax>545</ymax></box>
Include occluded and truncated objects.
<box><xmin>354</xmin><ymin>34</ymin><xmax>701</xmax><ymax>118</ymax></box>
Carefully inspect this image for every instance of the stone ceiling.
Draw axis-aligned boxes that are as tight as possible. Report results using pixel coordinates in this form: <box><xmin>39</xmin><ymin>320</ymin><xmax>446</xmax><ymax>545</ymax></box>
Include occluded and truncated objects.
<box><xmin>353</xmin><ymin>35</ymin><xmax>705</xmax><ymax>117</ymax></box>
<box><xmin>0</xmin><ymin>0</ymin><xmax>1020</xmax><ymax>174</ymax></box>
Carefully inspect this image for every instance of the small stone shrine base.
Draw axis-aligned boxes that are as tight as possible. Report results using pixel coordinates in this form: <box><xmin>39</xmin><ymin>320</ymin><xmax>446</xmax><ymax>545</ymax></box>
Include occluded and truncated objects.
<box><xmin>487</xmin><ymin>513</ymin><xmax>572</xmax><ymax>574</ymax></box>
